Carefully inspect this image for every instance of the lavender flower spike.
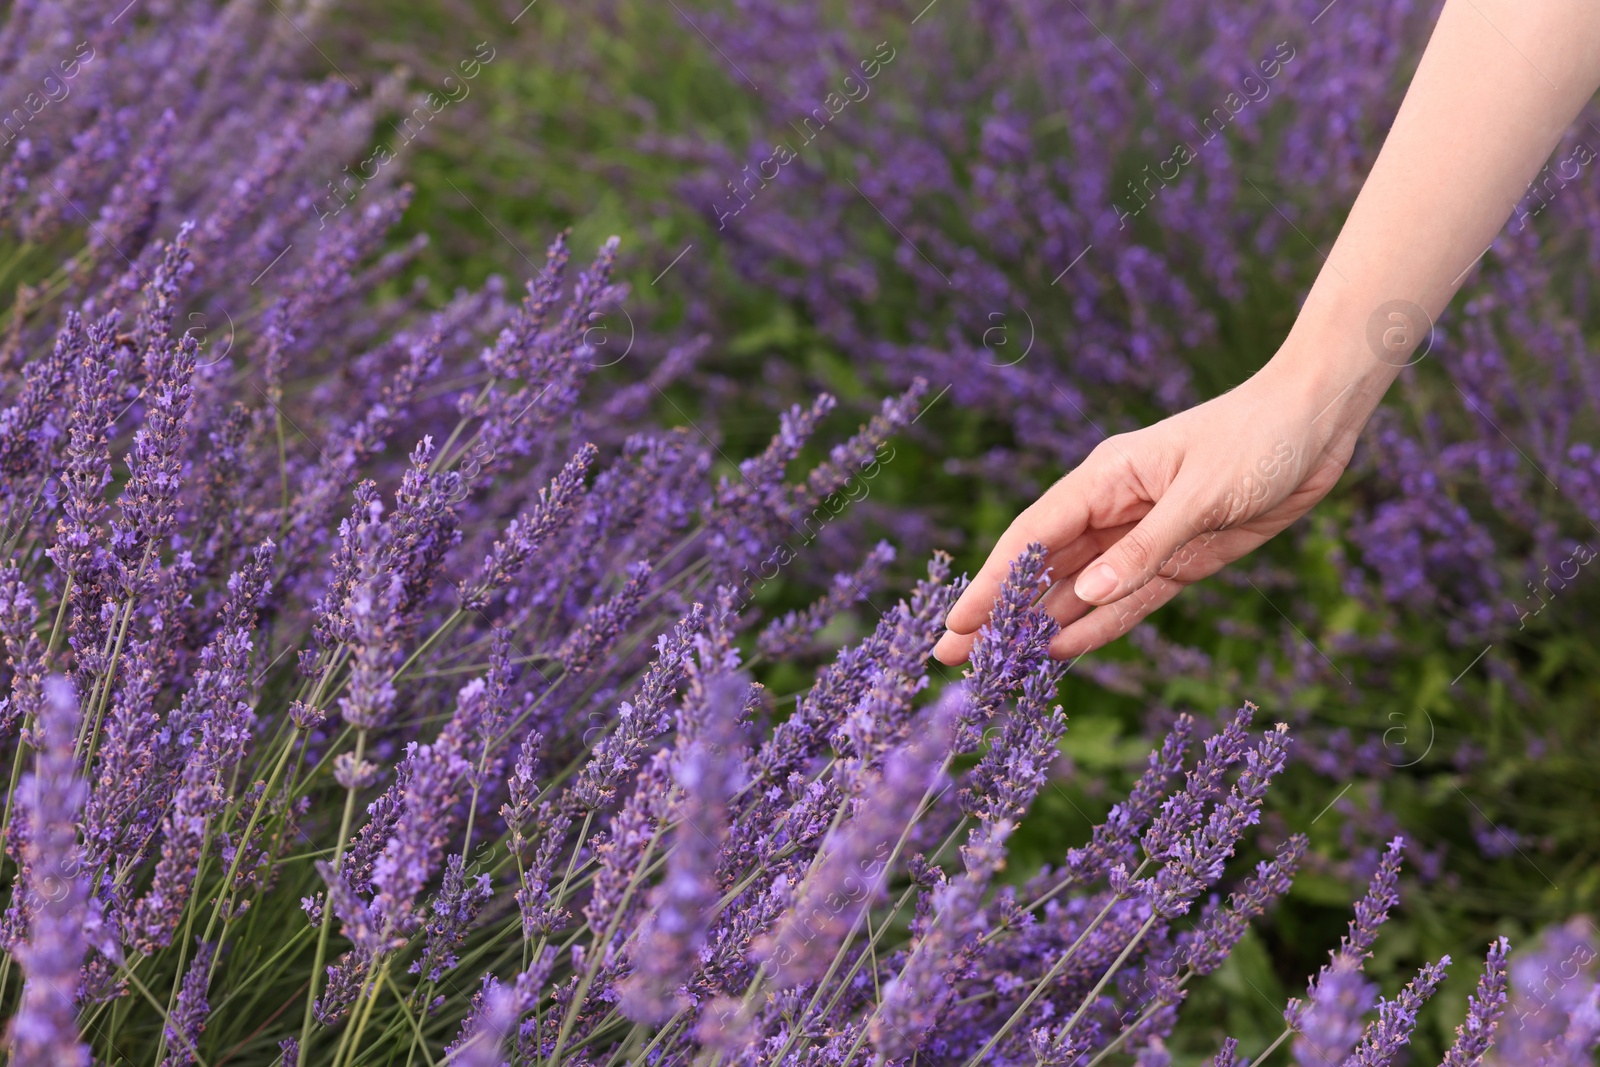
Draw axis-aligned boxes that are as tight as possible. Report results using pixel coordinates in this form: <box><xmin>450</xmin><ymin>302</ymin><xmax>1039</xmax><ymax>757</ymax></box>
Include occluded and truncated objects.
<box><xmin>162</xmin><ymin>940</ymin><xmax>217</xmax><ymax>1067</ymax></box>
<box><xmin>1209</xmin><ymin>1038</ymin><xmax>1241</xmax><ymax>1067</ymax></box>
<box><xmin>1183</xmin><ymin>834</ymin><xmax>1307</xmax><ymax>979</ymax></box>
<box><xmin>1292</xmin><ymin>958</ymin><xmax>1377</xmax><ymax>1067</ymax></box>
<box><xmin>1286</xmin><ymin>837</ymin><xmax>1405</xmax><ymax>1033</ymax></box>
<box><xmin>459</xmin><ymin>443</ymin><xmax>596</xmax><ymax>611</ymax></box>
<box><xmin>1346</xmin><ymin>956</ymin><xmax>1451</xmax><ymax>1067</ymax></box>
<box><xmin>619</xmin><ymin>671</ymin><xmax>750</xmax><ymax>1023</ymax></box>
<box><xmin>1145</xmin><ymin>723</ymin><xmax>1292</xmax><ymax>919</ymax></box>
<box><xmin>7</xmin><ymin>677</ymin><xmax>93</xmax><ymax>1067</ymax></box>
<box><xmin>754</xmin><ymin>688</ymin><xmax>958</xmax><ymax>990</ymax></box>
<box><xmin>1441</xmin><ymin>937</ymin><xmax>1509</xmax><ymax>1067</ymax></box>
<box><xmin>111</xmin><ymin>330</ymin><xmax>200</xmax><ymax>597</ymax></box>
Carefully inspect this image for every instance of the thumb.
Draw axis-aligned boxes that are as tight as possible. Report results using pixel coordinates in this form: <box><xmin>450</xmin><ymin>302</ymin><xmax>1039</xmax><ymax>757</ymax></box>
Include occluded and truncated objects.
<box><xmin>1072</xmin><ymin>490</ymin><xmax>1204</xmax><ymax>605</ymax></box>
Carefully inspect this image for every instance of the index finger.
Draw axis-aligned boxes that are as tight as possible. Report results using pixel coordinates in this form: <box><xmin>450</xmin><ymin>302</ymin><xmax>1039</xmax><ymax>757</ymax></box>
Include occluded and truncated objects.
<box><xmin>941</xmin><ymin>466</ymin><xmax>1099</xmax><ymax>636</ymax></box>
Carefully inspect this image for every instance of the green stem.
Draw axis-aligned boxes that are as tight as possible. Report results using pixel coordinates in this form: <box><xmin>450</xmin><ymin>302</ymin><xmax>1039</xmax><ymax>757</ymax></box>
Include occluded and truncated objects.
<box><xmin>151</xmin><ymin>819</ymin><xmax>218</xmax><ymax>1067</ymax></box>
<box><xmin>963</xmin><ymin>910</ymin><xmax>1159</xmax><ymax>1067</ymax></box>
<box><xmin>1253</xmin><ymin>1026</ymin><xmax>1295</xmax><ymax>1066</ymax></box>
<box><xmin>331</xmin><ymin>955</ymin><xmax>389</xmax><ymax>1067</ymax></box>
<box><xmin>298</xmin><ymin>727</ymin><xmax>368</xmax><ymax>1061</ymax></box>
<box><xmin>200</xmin><ymin>728</ymin><xmax>304</xmax><ymax>982</ymax></box>
<box><xmin>387</xmin><ymin>969</ymin><xmax>439</xmax><ymax>1067</ymax></box>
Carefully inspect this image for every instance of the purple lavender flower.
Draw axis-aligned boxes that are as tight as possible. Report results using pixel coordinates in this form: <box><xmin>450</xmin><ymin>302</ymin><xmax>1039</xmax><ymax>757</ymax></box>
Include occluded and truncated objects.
<box><xmin>0</xmin><ymin>560</ymin><xmax>44</xmax><ymax>738</ymax></box>
<box><xmin>109</xmin><ymin>241</ymin><xmax>198</xmax><ymax>597</ymax></box>
<box><xmin>871</xmin><ymin>817</ymin><xmax>1013</xmax><ymax>1058</ymax></box>
<box><xmin>619</xmin><ymin>671</ymin><xmax>749</xmax><ymax>1023</ymax></box>
<box><xmin>754</xmin><ymin>690</ymin><xmax>957</xmax><ymax>990</ymax></box>
<box><xmin>1292</xmin><ymin>958</ymin><xmax>1377</xmax><ymax>1067</ymax></box>
<box><xmin>1286</xmin><ymin>837</ymin><xmax>1405</xmax><ymax>1034</ymax></box>
<box><xmin>384</xmin><ymin>437</ymin><xmax>463</xmax><ymax>636</ymax></box>
<box><xmin>1442</xmin><ymin>937</ymin><xmax>1509</xmax><ymax>1067</ymax></box>
<box><xmin>445</xmin><ymin>955</ymin><xmax>555</xmax><ymax>1067</ymax></box>
<box><xmin>1041</xmin><ymin>713</ymin><xmax>1194</xmax><ymax>892</ymax></box>
<box><xmin>1346</xmin><ymin>956</ymin><xmax>1451</xmax><ymax>1067</ymax></box>
<box><xmin>801</xmin><ymin>380</ymin><xmax>927</xmax><ymax>505</ymax></box>
<box><xmin>367</xmin><ymin>737</ymin><xmax>471</xmax><ymax>945</ymax></box>
<box><xmin>459</xmin><ymin>443</ymin><xmax>595</xmax><ymax>611</ymax></box>
<box><xmin>445</xmin><ymin>975</ymin><xmax>520</xmax><ymax>1067</ymax></box>
<box><xmin>44</xmin><ymin>311</ymin><xmax>119</xmax><ymax>681</ymax></box>
<box><xmin>126</xmin><ymin>542</ymin><xmax>273</xmax><ymax>952</ymax></box>
<box><xmin>7</xmin><ymin>678</ymin><xmax>93</xmax><ymax>1067</ymax></box>
<box><xmin>0</xmin><ymin>310</ymin><xmax>77</xmax><ymax>480</ymax></box>
<box><xmin>708</xmin><ymin>394</ymin><xmax>837</xmax><ymax>572</ymax></box>
<box><xmin>961</xmin><ymin>665</ymin><xmax>1068</xmax><ymax>824</ymax></box>
<box><xmin>412</xmin><ymin>855</ymin><xmax>492</xmax><ymax>984</ymax></box>
<box><xmin>1210</xmin><ymin>1037</ymin><xmax>1241</xmax><ymax>1067</ymax></box>
<box><xmin>1182</xmin><ymin>833</ymin><xmax>1307</xmax><ymax>977</ymax></box>
<box><xmin>1487</xmin><ymin>918</ymin><xmax>1600</xmax><ymax>1067</ymax></box>
<box><xmin>556</xmin><ymin>559</ymin><xmax>651</xmax><ymax>674</ymax></box>
<box><xmin>161</xmin><ymin>939</ymin><xmax>216</xmax><ymax>1067</ymax></box>
<box><xmin>756</xmin><ymin>540</ymin><xmax>895</xmax><ymax>660</ymax></box>
<box><xmin>513</xmin><ymin>801</ymin><xmax>573</xmax><ymax>940</ymax></box>
<box><xmin>335</xmin><ymin>524</ymin><xmax>404</xmax><ymax>732</ymax></box>
<box><xmin>957</xmin><ymin>542</ymin><xmax>1057</xmax><ymax>749</ymax></box>
<box><xmin>128</xmin><ymin>755</ymin><xmax>216</xmax><ymax>956</ymax></box>
<box><xmin>1143</xmin><ymin>723</ymin><xmax>1291</xmax><ymax>919</ymax></box>
<box><xmin>568</xmin><ymin>603</ymin><xmax>703</xmax><ymax>810</ymax></box>
<box><xmin>1143</xmin><ymin>705</ymin><xmax>1256</xmax><ymax>861</ymax></box>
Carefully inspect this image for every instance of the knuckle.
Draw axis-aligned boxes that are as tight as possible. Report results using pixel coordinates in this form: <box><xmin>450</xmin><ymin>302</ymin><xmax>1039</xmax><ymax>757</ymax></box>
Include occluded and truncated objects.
<box><xmin>1117</xmin><ymin>525</ymin><xmax>1161</xmax><ymax>572</ymax></box>
<box><xmin>1086</xmin><ymin>435</ymin><xmax>1131</xmax><ymax>471</ymax></box>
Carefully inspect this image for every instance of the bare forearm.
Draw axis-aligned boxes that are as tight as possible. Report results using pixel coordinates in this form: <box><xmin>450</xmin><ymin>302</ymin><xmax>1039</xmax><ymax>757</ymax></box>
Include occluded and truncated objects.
<box><xmin>1267</xmin><ymin>0</ymin><xmax>1600</xmax><ymax>433</ymax></box>
<box><xmin>938</xmin><ymin>0</ymin><xmax>1600</xmax><ymax>663</ymax></box>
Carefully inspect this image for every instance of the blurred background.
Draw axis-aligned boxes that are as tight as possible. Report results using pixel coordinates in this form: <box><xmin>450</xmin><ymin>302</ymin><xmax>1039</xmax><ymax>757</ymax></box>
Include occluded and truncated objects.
<box><xmin>302</xmin><ymin>0</ymin><xmax>1600</xmax><ymax>1058</ymax></box>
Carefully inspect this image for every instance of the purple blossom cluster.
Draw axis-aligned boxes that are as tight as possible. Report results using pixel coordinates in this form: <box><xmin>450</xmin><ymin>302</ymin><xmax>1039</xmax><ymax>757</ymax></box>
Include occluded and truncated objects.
<box><xmin>0</xmin><ymin>1</ymin><xmax>1592</xmax><ymax>1065</ymax></box>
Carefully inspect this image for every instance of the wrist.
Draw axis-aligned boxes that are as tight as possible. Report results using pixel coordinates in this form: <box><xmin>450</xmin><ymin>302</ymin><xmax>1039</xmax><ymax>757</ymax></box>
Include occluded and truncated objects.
<box><xmin>1257</xmin><ymin>287</ymin><xmax>1412</xmax><ymax>445</ymax></box>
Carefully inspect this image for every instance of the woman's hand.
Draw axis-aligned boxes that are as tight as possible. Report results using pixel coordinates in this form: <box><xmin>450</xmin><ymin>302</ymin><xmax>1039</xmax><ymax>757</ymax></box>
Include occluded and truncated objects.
<box><xmin>933</xmin><ymin>0</ymin><xmax>1600</xmax><ymax>666</ymax></box>
<box><xmin>932</xmin><ymin>359</ymin><xmax>1365</xmax><ymax>664</ymax></box>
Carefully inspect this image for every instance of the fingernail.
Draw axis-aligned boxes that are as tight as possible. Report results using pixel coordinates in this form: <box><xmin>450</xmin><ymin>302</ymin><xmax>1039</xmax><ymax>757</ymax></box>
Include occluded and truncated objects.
<box><xmin>1075</xmin><ymin>563</ymin><xmax>1118</xmax><ymax>602</ymax></box>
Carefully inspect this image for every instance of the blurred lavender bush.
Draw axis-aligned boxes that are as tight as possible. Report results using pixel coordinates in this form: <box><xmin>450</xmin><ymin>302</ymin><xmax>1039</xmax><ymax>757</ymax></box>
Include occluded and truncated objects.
<box><xmin>1</xmin><ymin>0</ymin><xmax>1598</xmax><ymax>1065</ymax></box>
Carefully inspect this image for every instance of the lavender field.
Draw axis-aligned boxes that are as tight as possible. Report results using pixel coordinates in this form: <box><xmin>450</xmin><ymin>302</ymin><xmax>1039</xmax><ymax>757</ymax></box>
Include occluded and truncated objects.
<box><xmin>0</xmin><ymin>0</ymin><xmax>1598</xmax><ymax>1064</ymax></box>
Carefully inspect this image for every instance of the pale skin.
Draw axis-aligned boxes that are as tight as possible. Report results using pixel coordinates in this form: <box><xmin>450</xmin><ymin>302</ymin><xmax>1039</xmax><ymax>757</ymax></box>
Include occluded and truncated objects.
<box><xmin>934</xmin><ymin>0</ymin><xmax>1600</xmax><ymax>665</ymax></box>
